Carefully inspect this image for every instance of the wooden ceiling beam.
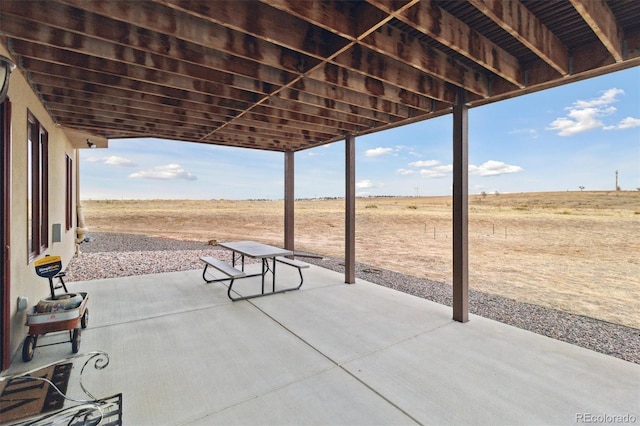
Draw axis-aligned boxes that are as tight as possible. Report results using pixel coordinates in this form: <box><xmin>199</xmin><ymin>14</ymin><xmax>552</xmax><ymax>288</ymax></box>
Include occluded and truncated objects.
<box><xmin>52</xmin><ymin>104</ymin><xmax>331</xmax><ymax>143</ymax></box>
<box><xmin>467</xmin><ymin>0</ymin><xmax>569</xmax><ymax>76</ymax></box>
<box><xmin>297</xmin><ymin>76</ymin><xmax>421</xmax><ymax>119</ymax></box>
<box><xmin>19</xmin><ymin>54</ymin><xmax>259</xmax><ymax>110</ymax></box>
<box><xmin>34</xmin><ymin>70</ymin><xmax>365</xmax><ymax>137</ymax></box>
<box><xmin>38</xmin><ymin>88</ymin><xmax>241</xmax><ymax>127</ymax></box>
<box><xmin>155</xmin><ymin>3</ymin><xmax>443</xmax><ymax>117</ymax></box>
<box><xmin>10</xmin><ymin>1</ymin><xmax>418</xmax><ymax>127</ymax></box>
<box><xmin>299</xmin><ymin>74</ymin><xmax>420</xmax><ymax>117</ymax></box>
<box><xmin>209</xmin><ymin>124</ymin><xmax>327</xmax><ymax>143</ymax></box>
<box><xmin>263</xmin><ymin>96</ymin><xmax>379</xmax><ymax>129</ymax></box>
<box><xmin>35</xmin><ymin>84</ymin><xmax>244</xmax><ymax>121</ymax></box>
<box><xmin>16</xmin><ymin>51</ymin><xmax>268</xmax><ymax>113</ymax></box>
<box><xmin>218</xmin><ymin>115</ymin><xmax>339</xmax><ymax>140</ymax></box>
<box><xmin>277</xmin><ymin>88</ymin><xmax>397</xmax><ymax>124</ymax></box>
<box><xmin>49</xmin><ymin>108</ymin><xmax>211</xmax><ymax>133</ymax></box>
<box><xmin>27</xmin><ymin>70</ymin><xmax>250</xmax><ymax>114</ymax></box>
<box><xmin>157</xmin><ymin>0</ymin><xmax>350</xmax><ymax>60</ymax></box>
<box><xmin>11</xmin><ymin>2</ymin><xmax>420</xmax><ymax>128</ymax></box>
<box><xmin>263</xmin><ymin>0</ymin><xmax>475</xmax><ymax>99</ymax></box>
<box><xmin>247</xmin><ymin>105</ymin><xmax>365</xmax><ymax>135</ymax></box>
<box><xmin>28</xmin><ymin>54</ymin><xmax>377</xmax><ymax>134</ymax></box>
<box><xmin>234</xmin><ymin>110</ymin><xmax>358</xmax><ymax>136</ymax></box>
<box><xmin>59</xmin><ymin>117</ymin><xmax>209</xmax><ymax>140</ymax></box>
<box><xmin>386</xmin><ymin>0</ymin><xmax>523</xmax><ymax>87</ymax></box>
<box><xmin>48</xmin><ymin>109</ymin><xmax>216</xmax><ymax>136</ymax></box>
<box><xmin>162</xmin><ymin>0</ymin><xmax>459</xmax><ymax>108</ymax></box>
<box><xmin>72</xmin><ymin>113</ymin><xmax>325</xmax><ymax>151</ymax></box>
<box><xmin>190</xmin><ymin>138</ymin><xmax>284</xmax><ymax>151</ymax></box>
<box><xmin>1</xmin><ymin>0</ymin><xmax>636</xmax><ymax>151</ymax></box>
<box><xmin>569</xmin><ymin>0</ymin><xmax>624</xmax><ymax>62</ymax></box>
<box><xmin>330</xmin><ymin>44</ymin><xmax>460</xmax><ymax>105</ymax></box>
<box><xmin>48</xmin><ymin>103</ymin><xmax>220</xmax><ymax>132</ymax></box>
<box><xmin>45</xmin><ymin>76</ymin><xmax>364</xmax><ymax>136</ymax></box>
<box><xmin>2</xmin><ymin>13</ymin><xmax>293</xmax><ymax>93</ymax></box>
<box><xmin>58</xmin><ymin>124</ymin><xmax>278</xmax><ymax>151</ymax></box>
<box><xmin>200</xmin><ymin>131</ymin><xmax>293</xmax><ymax>151</ymax></box>
<box><xmin>219</xmin><ymin>122</ymin><xmax>331</xmax><ymax>142</ymax></box>
<box><xmin>181</xmin><ymin>135</ymin><xmax>279</xmax><ymax>151</ymax></box>
<box><xmin>482</xmin><ymin>33</ymin><xmax>640</xmax><ymax>105</ymax></box>
<box><xmin>358</xmin><ymin>5</ymin><xmax>496</xmax><ymax>95</ymax></box>
<box><xmin>307</xmin><ymin>62</ymin><xmax>441</xmax><ymax>112</ymax></box>
<box><xmin>263</xmin><ymin>0</ymin><xmax>388</xmax><ymax>41</ymax></box>
<box><xmin>66</xmin><ymin>95</ymin><xmax>342</xmax><ymax>140</ymax></box>
<box><xmin>56</xmin><ymin>0</ymin><xmax>319</xmax><ymax>74</ymax></box>
<box><xmin>18</xmin><ymin>41</ymin><xmax>400</xmax><ymax>127</ymax></box>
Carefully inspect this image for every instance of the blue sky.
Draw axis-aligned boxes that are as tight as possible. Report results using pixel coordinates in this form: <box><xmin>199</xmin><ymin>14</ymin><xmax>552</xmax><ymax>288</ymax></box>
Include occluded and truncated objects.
<box><xmin>81</xmin><ymin>67</ymin><xmax>639</xmax><ymax>200</ymax></box>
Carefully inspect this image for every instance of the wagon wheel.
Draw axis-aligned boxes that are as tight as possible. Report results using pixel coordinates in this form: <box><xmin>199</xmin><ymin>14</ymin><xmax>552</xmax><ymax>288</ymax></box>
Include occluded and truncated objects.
<box><xmin>22</xmin><ymin>335</ymin><xmax>36</xmax><ymax>362</ymax></box>
<box><xmin>71</xmin><ymin>328</ymin><xmax>81</xmax><ymax>353</ymax></box>
<box><xmin>81</xmin><ymin>308</ymin><xmax>89</xmax><ymax>329</ymax></box>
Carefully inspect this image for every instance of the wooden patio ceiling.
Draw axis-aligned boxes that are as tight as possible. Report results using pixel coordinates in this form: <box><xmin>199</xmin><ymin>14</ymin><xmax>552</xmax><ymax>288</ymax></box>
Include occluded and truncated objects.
<box><xmin>1</xmin><ymin>0</ymin><xmax>639</xmax><ymax>152</ymax></box>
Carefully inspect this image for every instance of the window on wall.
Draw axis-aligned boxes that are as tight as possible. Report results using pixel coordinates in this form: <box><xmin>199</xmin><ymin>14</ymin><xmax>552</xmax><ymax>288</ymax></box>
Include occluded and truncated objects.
<box><xmin>27</xmin><ymin>111</ymin><xmax>48</xmax><ymax>260</ymax></box>
<box><xmin>66</xmin><ymin>154</ymin><xmax>73</xmax><ymax>230</ymax></box>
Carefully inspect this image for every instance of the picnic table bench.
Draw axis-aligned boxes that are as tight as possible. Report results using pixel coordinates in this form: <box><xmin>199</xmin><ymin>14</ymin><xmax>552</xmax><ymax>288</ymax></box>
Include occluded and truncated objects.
<box><xmin>200</xmin><ymin>256</ymin><xmax>246</xmax><ymax>280</ymax></box>
<box><xmin>275</xmin><ymin>256</ymin><xmax>309</xmax><ymax>286</ymax></box>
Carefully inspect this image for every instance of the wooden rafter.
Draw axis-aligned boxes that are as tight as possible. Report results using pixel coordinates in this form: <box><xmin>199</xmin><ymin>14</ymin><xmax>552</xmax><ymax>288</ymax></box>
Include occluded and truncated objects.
<box><xmin>569</xmin><ymin>0</ymin><xmax>624</xmax><ymax>62</ymax></box>
<box><xmin>0</xmin><ymin>0</ymin><xmax>636</xmax><ymax>151</ymax></box>
<box><xmin>267</xmin><ymin>0</ymin><xmax>485</xmax><ymax>98</ymax></box>
<box><xmin>468</xmin><ymin>0</ymin><xmax>569</xmax><ymax>76</ymax></box>
<box><xmin>372</xmin><ymin>0</ymin><xmax>522</xmax><ymax>88</ymax></box>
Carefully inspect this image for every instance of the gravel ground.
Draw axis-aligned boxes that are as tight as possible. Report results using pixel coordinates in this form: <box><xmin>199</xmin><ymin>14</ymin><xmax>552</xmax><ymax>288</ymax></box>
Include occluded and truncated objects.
<box><xmin>66</xmin><ymin>232</ymin><xmax>639</xmax><ymax>364</ymax></box>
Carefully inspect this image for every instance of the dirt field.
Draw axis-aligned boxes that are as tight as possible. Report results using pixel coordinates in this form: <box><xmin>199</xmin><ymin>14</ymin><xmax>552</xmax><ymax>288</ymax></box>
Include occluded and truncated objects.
<box><xmin>81</xmin><ymin>191</ymin><xmax>640</xmax><ymax>329</ymax></box>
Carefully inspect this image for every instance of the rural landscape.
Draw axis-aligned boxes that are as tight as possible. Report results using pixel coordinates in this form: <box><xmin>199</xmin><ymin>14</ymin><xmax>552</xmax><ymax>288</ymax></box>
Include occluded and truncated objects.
<box><xmin>81</xmin><ymin>191</ymin><xmax>639</xmax><ymax>330</ymax></box>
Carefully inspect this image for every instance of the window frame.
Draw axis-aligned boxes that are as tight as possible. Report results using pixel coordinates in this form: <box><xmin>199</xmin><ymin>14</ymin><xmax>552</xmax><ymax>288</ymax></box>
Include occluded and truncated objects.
<box><xmin>65</xmin><ymin>154</ymin><xmax>73</xmax><ymax>230</ymax></box>
<box><xmin>27</xmin><ymin>110</ymin><xmax>49</xmax><ymax>261</ymax></box>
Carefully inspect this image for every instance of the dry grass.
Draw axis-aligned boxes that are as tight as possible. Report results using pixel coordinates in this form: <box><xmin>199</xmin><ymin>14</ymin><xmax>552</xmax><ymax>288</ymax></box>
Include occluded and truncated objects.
<box><xmin>82</xmin><ymin>191</ymin><xmax>640</xmax><ymax>329</ymax></box>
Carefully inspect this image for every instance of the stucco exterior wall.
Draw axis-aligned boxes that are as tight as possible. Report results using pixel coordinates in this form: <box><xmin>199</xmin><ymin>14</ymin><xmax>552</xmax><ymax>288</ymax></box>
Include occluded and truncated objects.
<box><xmin>3</xmin><ymin>45</ymin><xmax>79</xmax><ymax>363</ymax></box>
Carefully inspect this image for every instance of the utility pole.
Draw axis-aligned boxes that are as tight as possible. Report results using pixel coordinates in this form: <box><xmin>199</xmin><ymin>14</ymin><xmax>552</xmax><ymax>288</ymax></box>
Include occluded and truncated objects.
<box><xmin>616</xmin><ymin>170</ymin><xmax>619</xmax><ymax>191</ymax></box>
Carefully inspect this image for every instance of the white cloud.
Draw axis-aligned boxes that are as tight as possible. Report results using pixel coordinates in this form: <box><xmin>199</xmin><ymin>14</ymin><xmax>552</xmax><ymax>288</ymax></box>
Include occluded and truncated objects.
<box><xmin>394</xmin><ymin>145</ymin><xmax>420</xmax><ymax>156</ymax></box>
<box><xmin>396</xmin><ymin>168</ymin><xmax>415</xmax><ymax>175</ymax></box>
<box><xmin>604</xmin><ymin>116</ymin><xmax>640</xmax><ymax>130</ymax></box>
<box><xmin>547</xmin><ymin>107</ymin><xmax>613</xmax><ymax>136</ymax></box>
<box><xmin>433</xmin><ymin>164</ymin><xmax>453</xmax><ymax>173</ymax></box>
<box><xmin>400</xmin><ymin>159</ymin><xmax>521</xmax><ymax>179</ymax></box>
<box><xmin>356</xmin><ymin>179</ymin><xmax>376</xmax><ymax>189</ymax></box>
<box><xmin>365</xmin><ymin>147</ymin><xmax>394</xmax><ymax>157</ymax></box>
<box><xmin>419</xmin><ymin>169</ymin><xmax>447</xmax><ymax>178</ymax></box>
<box><xmin>104</xmin><ymin>156</ymin><xmax>138</xmax><ymax>167</ymax></box>
<box><xmin>409</xmin><ymin>160</ymin><xmax>440</xmax><ymax>168</ymax></box>
<box><xmin>129</xmin><ymin>164</ymin><xmax>197</xmax><ymax>181</ymax></box>
<box><xmin>547</xmin><ymin>88</ymin><xmax>623</xmax><ymax>136</ymax></box>
<box><xmin>618</xmin><ymin>117</ymin><xmax>640</xmax><ymax>129</ymax></box>
<box><xmin>470</xmin><ymin>160</ymin><xmax>523</xmax><ymax>177</ymax></box>
<box><xmin>416</xmin><ymin>164</ymin><xmax>452</xmax><ymax>179</ymax></box>
<box><xmin>574</xmin><ymin>88</ymin><xmax>623</xmax><ymax>108</ymax></box>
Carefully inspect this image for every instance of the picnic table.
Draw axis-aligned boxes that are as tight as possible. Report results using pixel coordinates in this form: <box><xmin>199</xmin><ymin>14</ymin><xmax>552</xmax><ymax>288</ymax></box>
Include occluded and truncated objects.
<box><xmin>201</xmin><ymin>241</ymin><xmax>309</xmax><ymax>301</ymax></box>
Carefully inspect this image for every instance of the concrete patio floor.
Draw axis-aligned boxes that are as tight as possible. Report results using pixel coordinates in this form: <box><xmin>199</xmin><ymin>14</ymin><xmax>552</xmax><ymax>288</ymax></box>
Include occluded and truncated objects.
<box><xmin>6</xmin><ymin>263</ymin><xmax>639</xmax><ymax>425</ymax></box>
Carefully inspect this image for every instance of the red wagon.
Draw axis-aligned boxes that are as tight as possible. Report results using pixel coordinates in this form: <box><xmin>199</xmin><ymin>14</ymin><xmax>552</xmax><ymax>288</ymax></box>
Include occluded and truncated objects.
<box><xmin>22</xmin><ymin>256</ymin><xmax>89</xmax><ymax>362</ymax></box>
